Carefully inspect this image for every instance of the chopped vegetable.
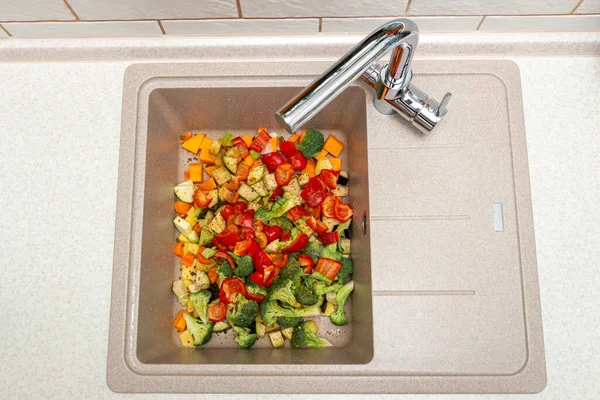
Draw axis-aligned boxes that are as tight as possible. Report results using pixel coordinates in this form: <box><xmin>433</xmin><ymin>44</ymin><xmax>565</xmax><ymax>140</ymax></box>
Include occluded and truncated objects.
<box><xmin>296</xmin><ymin>129</ymin><xmax>324</xmax><ymax>158</ymax></box>
<box><xmin>171</xmin><ymin>309</ymin><xmax>189</xmax><ymax>332</ymax></box>
<box><xmin>323</xmin><ymin>134</ymin><xmax>344</xmax><ymax>157</ymax></box>
<box><xmin>181</xmin><ymin>134</ymin><xmax>206</xmax><ymax>154</ymax></box>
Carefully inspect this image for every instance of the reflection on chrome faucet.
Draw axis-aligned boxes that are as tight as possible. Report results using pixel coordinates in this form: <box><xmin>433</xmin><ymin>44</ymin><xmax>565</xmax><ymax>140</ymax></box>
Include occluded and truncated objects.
<box><xmin>275</xmin><ymin>19</ymin><xmax>452</xmax><ymax>134</ymax></box>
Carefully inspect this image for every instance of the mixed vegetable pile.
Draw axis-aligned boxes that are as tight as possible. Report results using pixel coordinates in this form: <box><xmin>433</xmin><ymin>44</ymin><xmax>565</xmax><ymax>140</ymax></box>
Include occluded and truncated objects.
<box><xmin>171</xmin><ymin>128</ymin><xmax>355</xmax><ymax>349</ymax></box>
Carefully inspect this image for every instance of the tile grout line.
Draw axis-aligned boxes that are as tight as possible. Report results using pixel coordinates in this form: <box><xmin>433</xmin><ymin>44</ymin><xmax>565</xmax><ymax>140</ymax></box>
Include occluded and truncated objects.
<box><xmin>236</xmin><ymin>0</ymin><xmax>243</xmax><ymax>18</ymax></box>
<box><xmin>0</xmin><ymin>23</ymin><xmax>12</xmax><ymax>37</ymax></box>
<box><xmin>476</xmin><ymin>16</ymin><xmax>486</xmax><ymax>30</ymax></box>
<box><xmin>157</xmin><ymin>20</ymin><xmax>166</xmax><ymax>35</ymax></box>
<box><xmin>571</xmin><ymin>0</ymin><xmax>586</xmax><ymax>14</ymax></box>
<box><xmin>62</xmin><ymin>0</ymin><xmax>80</xmax><ymax>20</ymax></box>
<box><xmin>318</xmin><ymin>17</ymin><xmax>323</xmax><ymax>32</ymax></box>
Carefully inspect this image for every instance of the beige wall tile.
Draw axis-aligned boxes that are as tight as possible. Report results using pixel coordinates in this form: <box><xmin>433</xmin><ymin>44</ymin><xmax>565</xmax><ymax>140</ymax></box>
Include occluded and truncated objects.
<box><xmin>576</xmin><ymin>0</ymin><xmax>600</xmax><ymax>14</ymax></box>
<box><xmin>0</xmin><ymin>0</ymin><xmax>74</xmax><ymax>21</ymax></box>
<box><xmin>67</xmin><ymin>0</ymin><xmax>237</xmax><ymax>20</ymax></box>
<box><xmin>240</xmin><ymin>0</ymin><xmax>406</xmax><ymax>18</ymax></box>
<box><xmin>408</xmin><ymin>0</ymin><xmax>580</xmax><ymax>15</ymax></box>
<box><xmin>162</xmin><ymin>19</ymin><xmax>319</xmax><ymax>35</ymax></box>
<box><xmin>322</xmin><ymin>16</ymin><xmax>482</xmax><ymax>33</ymax></box>
<box><xmin>480</xmin><ymin>15</ymin><xmax>600</xmax><ymax>32</ymax></box>
<box><xmin>4</xmin><ymin>21</ymin><xmax>162</xmax><ymax>38</ymax></box>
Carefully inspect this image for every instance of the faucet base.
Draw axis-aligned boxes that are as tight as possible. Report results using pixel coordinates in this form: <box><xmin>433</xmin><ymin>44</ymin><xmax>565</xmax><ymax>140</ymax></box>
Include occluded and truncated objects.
<box><xmin>372</xmin><ymin>98</ymin><xmax>396</xmax><ymax>115</ymax></box>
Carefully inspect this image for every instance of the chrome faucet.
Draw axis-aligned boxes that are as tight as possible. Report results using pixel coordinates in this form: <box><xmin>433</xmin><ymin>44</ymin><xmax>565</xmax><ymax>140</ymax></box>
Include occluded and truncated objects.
<box><xmin>275</xmin><ymin>19</ymin><xmax>452</xmax><ymax>134</ymax></box>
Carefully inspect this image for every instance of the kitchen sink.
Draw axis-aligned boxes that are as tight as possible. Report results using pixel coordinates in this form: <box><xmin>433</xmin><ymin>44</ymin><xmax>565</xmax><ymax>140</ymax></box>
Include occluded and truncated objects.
<box><xmin>108</xmin><ymin>60</ymin><xmax>545</xmax><ymax>394</ymax></box>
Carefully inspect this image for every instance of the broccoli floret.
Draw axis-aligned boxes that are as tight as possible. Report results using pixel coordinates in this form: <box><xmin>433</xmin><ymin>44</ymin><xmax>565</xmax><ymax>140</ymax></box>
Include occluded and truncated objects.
<box><xmin>189</xmin><ymin>290</ymin><xmax>212</xmax><ymax>324</ymax></box>
<box><xmin>260</xmin><ymin>296</ymin><xmax>323</xmax><ymax>325</ymax></box>
<box><xmin>267</xmin><ymin>279</ymin><xmax>301</xmax><ymax>308</ymax></box>
<box><xmin>183</xmin><ymin>314</ymin><xmax>214</xmax><ymax>346</ymax></box>
<box><xmin>296</xmin><ymin>129</ymin><xmax>325</xmax><ymax>158</ymax></box>
<box><xmin>291</xmin><ymin>320</ymin><xmax>332</xmax><ymax>348</ymax></box>
<box><xmin>246</xmin><ymin>280</ymin><xmax>267</xmax><ymax>298</ymax></box>
<box><xmin>320</xmin><ymin>243</ymin><xmax>343</xmax><ymax>261</ymax></box>
<box><xmin>305</xmin><ymin>276</ymin><xmax>342</xmax><ymax>296</ymax></box>
<box><xmin>330</xmin><ymin>280</ymin><xmax>354</xmax><ymax>326</ymax></box>
<box><xmin>278</xmin><ymin>261</ymin><xmax>304</xmax><ymax>283</ymax></box>
<box><xmin>337</xmin><ymin>257</ymin><xmax>354</xmax><ymax>284</ymax></box>
<box><xmin>294</xmin><ymin>284</ymin><xmax>319</xmax><ymax>306</ymax></box>
<box><xmin>233</xmin><ymin>326</ymin><xmax>258</xmax><ymax>349</ymax></box>
<box><xmin>227</xmin><ymin>294</ymin><xmax>259</xmax><ymax>328</ymax></box>
<box><xmin>276</xmin><ymin>316</ymin><xmax>303</xmax><ymax>328</ymax></box>
<box><xmin>230</xmin><ymin>254</ymin><xmax>254</xmax><ymax>278</ymax></box>
<box><xmin>217</xmin><ymin>260</ymin><xmax>233</xmax><ymax>278</ymax></box>
<box><xmin>303</xmin><ymin>240</ymin><xmax>324</xmax><ymax>259</ymax></box>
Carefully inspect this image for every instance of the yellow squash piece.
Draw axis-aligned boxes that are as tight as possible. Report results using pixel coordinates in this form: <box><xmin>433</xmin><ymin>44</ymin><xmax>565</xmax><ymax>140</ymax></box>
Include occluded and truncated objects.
<box><xmin>179</xmin><ymin>330</ymin><xmax>195</xmax><ymax>347</ymax></box>
<box><xmin>323</xmin><ymin>134</ymin><xmax>344</xmax><ymax>157</ymax></box>
<box><xmin>181</xmin><ymin>134</ymin><xmax>206</xmax><ymax>154</ymax></box>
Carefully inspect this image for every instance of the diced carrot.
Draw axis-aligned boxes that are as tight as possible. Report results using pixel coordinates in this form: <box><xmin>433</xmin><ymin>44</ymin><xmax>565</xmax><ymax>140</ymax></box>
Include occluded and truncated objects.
<box><xmin>299</xmin><ymin>131</ymin><xmax>307</xmax><ymax>143</ymax></box>
<box><xmin>323</xmin><ymin>134</ymin><xmax>344</xmax><ymax>157</ymax></box>
<box><xmin>174</xmin><ymin>202</ymin><xmax>193</xmax><ymax>214</ymax></box>
<box><xmin>205</xmin><ymin>165</ymin><xmax>218</xmax><ymax>177</ymax></box>
<box><xmin>199</xmin><ymin>137</ymin><xmax>212</xmax><ymax>151</ymax></box>
<box><xmin>269</xmin><ymin>137</ymin><xmax>278</xmax><ymax>151</ymax></box>
<box><xmin>172</xmin><ymin>309</ymin><xmax>189</xmax><ymax>332</ymax></box>
<box><xmin>329</xmin><ymin>157</ymin><xmax>342</xmax><ymax>171</ymax></box>
<box><xmin>198</xmin><ymin>178</ymin><xmax>217</xmax><ymax>191</ymax></box>
<box><xmin>189</xmin><ymin>163</ymin><xmax>203</xmax><ymax>183</ymax></box>
<box><xmin>181</xmin><ymin>134</ymin><xmax>205</xmax><ymax>154</ymax></box>
<box><xmin>251</xmin><ymin>160</ymin><xmax>262</xmax><ymax>169</ymax></box>
<box><xmin>199</xmin><ymin>147</ymin><xmax>217</xmax><ymax>164</ymax></box>
<box><xmin>174</xmin><ymin>242</ymin><xmax>185</xmax><ymax>258</ymax></box>
<box><xmin>180</xmin><ymin>131</ymin><xmax>192</xmax><ymax>143</ymax></box>
<box><xmin>314</xmin><ymin>149</ymin><xmax>328</xmax><ymax>160</ymax></box>
<box><xmin>208</xmin><ymin>267</ymin><xmax>219</xmax><ymax>284</ymax></box>
<box><xmin>288</xmin><ymin>133</ymin><xmax>299</xmax><ymax>143</ymax></box>
<box><xmin>197</xmin><ymin>247</ymin><xmax>212</xmax><ymax>264</ymax></box>
<box><xmin>303</xmin><ymin>159</ymin><xmax>316</xmax><ymax>178</ymax></box>
<box><xmin>241</xmin><ymin>136</ymin><xmax>253</xmax><ymax>146</ymax></box>
<box><xmin>183</xmin><ymin>171</ymin><xmax>190</xmax><ymax>180</ymax></box>
<box><xmin>193</xmin><ymin>224</ymin><xmax>201</xmax><ymax>233</ymax></box>
<box><xmin>242</xmin><ymin>155</ymin><xmax>254</xmax><ymax>166</ymax></box>
<box><xmin>181</xmin><ymin>253</ymin><xmax>195</xmax><ymax>267</ymax></box>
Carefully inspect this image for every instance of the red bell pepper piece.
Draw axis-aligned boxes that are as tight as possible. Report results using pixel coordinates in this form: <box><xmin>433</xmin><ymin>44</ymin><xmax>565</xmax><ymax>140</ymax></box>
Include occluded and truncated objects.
<box><xmin>334</xmin><ymin>197</ymin><xmax>353</xmax><ymax>222</ymax></box>
<box><xmin>219</xmin><ymin>277</ymin><xmax>247</xmax><ymax>304</ymax></box>
<box><xmin>252</xmin><ymin>250</ymin><xmax>271</xmax><ymax>272</ymax></box>
<box><xmin>220</xmin><ymin>205</ymin><xmax>235</xmax><ymax>220</ymax></box>
<box><xmin>305</xmin><ymin>205</ymin><xmax>322</xmax><ymax>219</ymax></box>
<box><xmin>234</xmin><ymin>201</ymin><xmax>247</xmax><ymax>214</ymax></box>
<box><xmin>269</xmin><ymin>253</ymin><xmax>289</xmax><ymax>268</ymax></box>
<box><xmin>300</xmin><ymin>176</ymin><xmax>328</xmax><ymax>207</ymax></box>
<box><xmin>321</xmin><ymin>194</ymin><xmax>337</xmax><ymax>218</ymax></box>
<box><xmin>193</xmin><ymin>190</ymin><xmax>212</xmax><ymax>209</ymax></box>
<box><xmin>315</xmin><ymin>258</ymin><xmax>343</xmax><ymax>281</ymax></box>
<box><xmin>263</xmin><ymin>225</ymin><xmax>282</xmax><ymax>243</ymax></box>
<box><xmin>279</xmin><ymin>141</ymin><xmax>298</xmax><ymax>158</ymax></box>
<box><xmin>282</xmin><ymin>233</ymin><xmax>309</xmax><ymax>253</ymax></box>
<box><xmin>231</xmin><ymin>136</ymin><xmax>250</xmax><ymax>158</ymax></box>
<box><xmin>268</xmin><ymin>186</ymin><xmax>283</xmax><ymax>202</ymax></box>
<box><xmin>290</xmin><ymin>151</ymin><xmax>307</xmax><ymax>171</ymax></box>
<box><xmin>213</xmin><ymin>225</ymin><xmax>241</xmax><ymax>249</ymax></box>
<box><xmin>214</xmin><ymin>251</ymin><xmax>236</xmax><ymax>270</ymax></box>
<box><xmin>261</xmin><ymin>152</ymin><xmax>286</xmax><ymax>173</ymax></box>
<box><xmin>235</xmin><ymin>163</ymin><xmax>251</xmax><ymax>182</ymax></box>
<box><xmin>307</xmin><ymin>216</ymin><xmax>328</xmax><ymax>234</ymax></box>
<box><xmin>253</xmin><ymin>220</ymin><xmax>265</xmax><ymax>233</ymax></box>
<box><xmin>320</xmin><ymin>169</ymin><xmax>339</xmax><ymax>189</ymax></box>
<box><xmin>248</xmin><ymin>271</ymin><xmax>265</xmax><ymax>287</ymax></box>
<box><xmin>298</xmin><ymin>254</ymin><xmax>315</xmax><ymax>274</ymax></box>
<box><xmin>245</xmin><ymin>291</ymin><xmax>264</xmax><ymax>304</ymax></box>
<box><xmin>250</xmin><ymin>130</ymin><xmax>271</xmax><ymax>152</ymax></box>
<box><xmin>242</xmin><ymin>226</ymin><xmax>255</xmax><ymax>240</ymax></box>
<box><xmin>275</xmin><ymin>163</ymin><xmax>294</xmax><ymax>186</ymax></box>
<box><xmin>281</xmin><ymin>230</ymin><xmax>291</xmax><ymax>242</ymax></box>
<box><xmin>287</xmin><ymin>205</ymin><xmax>309</xmax><ymax>222</ymax></box>
<box><xmin>320</xmin><ymin>231</ymin><xmax>339</xmax><ymax>245</ymax></box>
<box><xmin>234</xmin><ymin>238</ymin><xmax>260</xmax><ymax>256</ymax></box>
<box><xmin>263</xmin><ymin>265</ymin><xmax>278</xmax><ymax>287</ymax></box>
<box><xmin>240</xmin><ymin>209</ymin><xmax>255</xmax><ymax>228</ymax></box>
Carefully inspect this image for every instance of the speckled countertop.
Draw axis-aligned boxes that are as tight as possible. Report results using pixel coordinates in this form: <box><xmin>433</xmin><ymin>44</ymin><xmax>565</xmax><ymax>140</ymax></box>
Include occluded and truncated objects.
<box><xmin>0</xmin><ymin>34</ymin><xmax>598</xmax><ymax>399</ymax></box>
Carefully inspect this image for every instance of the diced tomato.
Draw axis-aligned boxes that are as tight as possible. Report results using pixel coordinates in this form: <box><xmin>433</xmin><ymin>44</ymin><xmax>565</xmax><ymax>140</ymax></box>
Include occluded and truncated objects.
<box><xmin>242</xmin><ymin>227</ymin><xmax>255</xmax><ymax>240</ymax></box>
<box><xmin>213</xmin><ymin>226</ymin><xmax>241</xmax><ymax>249</ymax></box>
<box><xmin>321</xmin><ymin>194</ymin><xmax>337</xmax><ymax>218</ymax></box>
<box><xmin>261</xmin><ymin>152</ymin><xmax>286</xmax><ymax>173</ymax></box>
<box><xmin>235</xmin><ymin>163</ymin><xmax>250</xmax><ymax>182</ymax></box>
<box><xmin>252</xmin><ymin>250</ymin><xmax>271</xmax><ymax>272</ymax></box>
<box><xmin>269</xmin><ymin>253</ymin><xmax>289</xmax><ymax>268</ymax></box>
<box><xmin>320</xmin><ymin>169</ymin><xmax>339</xmax><ymax>189</ymax></box>
<box><xmin>193</xmin><ymin>190</ymin><xmax>212</xmax><ymax>209</ymax></box>
<box><xmin>245</xmin><ymin>292</ymin><xmax>265</xmax><ymax>304</ymax></box>
<box><xmin>207</xmin><ymin>302</ymin><xmax>227</xmax><ymax>322</ymax></box>
<box><xmin>255</xmin><ymin>231</ymin><xmax>268</xmax><ymax>249</ymax></box>
<box><xmin>234</xmin><ymin>202</ymin><xmax>247</xmax><ymax>215</ymax></box>
<box><xmin>298</xmin><ymin>254</ymin><xmax>315</xmax><ymax>274</ymax></box>
<box><xmin>307</xmin><ymin>216</ymin><xmax>328</xmax><ymax>234</ymax></box>
<box><xmin>320</xmin><ymin>231</ymin><xmax>339</xmax><ymax>245</ymax></box>
<box><xmin>275</xmin><ymin>163</ymin><xmax>294</xmax><ymax>186</ymax></box>
<box><xmin>214</xmin><ymin>251</ymin><xmax>236</xmax><ymax>270</ymax></box>
<box><xmin>290</xmin><ymin>152</ymin><xmax>307</xmax><ymax>171</ymax></box>
<box><xmin>231</xmin><ymin>136</ymin><xmax>250</xmax><ymax>158</ymax></box>
<box><xmin>219</xmin><ymin>277</ymin><xmax>247</xmax><ymax>304</ymax></box>
<box><xmin>240</xmin><ymin>209</ymin><xmax>255</xmax><ymax>228</ymax></box>
<box><xmin>250</xmin><ymin>130</ymin><xmax>271</xmax><ymax>153</ymax></box>
<box><xmin>287</xmin><ymin>205</ymin><xmax>309</xmax><ymax>222</ymax></box>
<box><xmin>281</xmin><ymin>230</ymin><xmax>291</xmax><ymax>242</ymax></box>
<box><xmin>282</xmin><ymin>233</ymin><xmax>309</xmax><ymax>253</ymax></box>
<box><xmin>268</xmin><ymin>186</ymin><xmax>283</xmax><ymax>202</ymax></box>
<box><xmin>315</xmin><ymin>258</ymin><xmax>343</xmax><ymax>281</ymax></box>
<box><xmin>279</xmin><ymin>141</ymin><xmax>298</xmax><ymax>158</ymax></box>
<box><xmin>220</xmin><ymin>205</ymin><xmax>235</xmax><ymax>220</ymax></box>
<box><xmin>263</xmin><ymin>225</ymin><xmax>282</xmax><ymax>243</ymax></box>
<box><xmin>334</xmin><ymin>197</ymin><xmax>353</xmax><ymax>222</ymax></box>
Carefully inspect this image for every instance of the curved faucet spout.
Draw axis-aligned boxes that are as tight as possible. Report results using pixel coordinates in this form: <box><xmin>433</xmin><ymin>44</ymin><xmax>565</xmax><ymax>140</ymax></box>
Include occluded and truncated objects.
<box><xmin>275</xmin><ymin>19</ymin><xmax>450</xmax><ymax>134</ymax></box>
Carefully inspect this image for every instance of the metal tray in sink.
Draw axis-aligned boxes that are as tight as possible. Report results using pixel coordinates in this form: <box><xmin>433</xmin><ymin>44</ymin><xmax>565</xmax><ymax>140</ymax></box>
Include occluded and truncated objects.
<box><xmin>108</xmin><ymin>60</ymin><xmax>545</xmax><ymax>394</ymax></box>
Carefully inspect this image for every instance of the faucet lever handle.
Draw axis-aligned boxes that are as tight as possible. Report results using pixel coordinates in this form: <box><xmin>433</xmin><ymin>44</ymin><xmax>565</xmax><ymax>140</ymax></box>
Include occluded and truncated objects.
<box><xmin>436</xmin><ymin>92</ymin><xmax>452</xmax><ymax>117</ymax></box>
